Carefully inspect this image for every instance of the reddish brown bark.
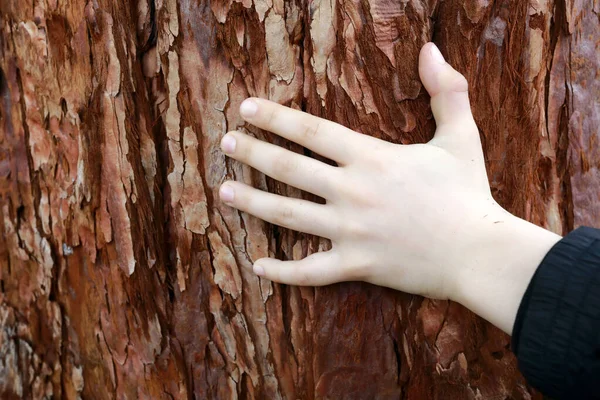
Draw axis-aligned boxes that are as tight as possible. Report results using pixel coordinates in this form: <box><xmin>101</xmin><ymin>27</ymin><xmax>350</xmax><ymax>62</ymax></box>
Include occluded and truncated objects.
<box><xmin>0</xmin><ymin>0</ymin><xmax>598</xmax><ymax>398</ymax></box>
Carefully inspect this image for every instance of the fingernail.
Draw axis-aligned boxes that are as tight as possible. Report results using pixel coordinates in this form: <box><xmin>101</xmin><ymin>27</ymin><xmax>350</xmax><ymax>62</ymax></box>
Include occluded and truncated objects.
<box><xmin>219</xmin><ymin>185</ymin><xmax>235</xmax><ymax>203</ymax></box>
<box><xmin>430</xmin><ymin>43</ymin><xmax>446</xmax><ymax>64</ymax></box>
<box><xmin>253</xmin><ymin>264</ymin><xmax>265</xmax><ymax>276</ymax></box>
<box><xmin>221</xmin><ymin>134</ymin><xmax>236</xmax><ymax>153</ymax></box>
<box><xmin>240</xmin><ymin>99</ymin><xmax>258</xmax><ymax>118</ymax></box>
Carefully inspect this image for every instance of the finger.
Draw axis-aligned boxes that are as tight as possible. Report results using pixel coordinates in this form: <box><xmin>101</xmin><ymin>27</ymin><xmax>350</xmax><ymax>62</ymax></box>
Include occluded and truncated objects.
<box><xmin>252</xmin><ymin>251</ymin><xmax>345</xmax><ymax>286</ymax></box>
<box><xmin>221</xmin><ymin>131</ymin><xmax>339</xmax><ymax>199</ymax></box>
<box><xmin>419</xmin><ymin>43</ymin><xmax>479</xmax><ymax>145</ymax></box>
<box><xmin>219</xmin><ymin>181</ymin><xmax>337</xmax><ymax>238</ymax></box>
<box><xmin>238</xmin><ymin>97</ymin><xmax>365</xmax><ymax>165</ymax></box>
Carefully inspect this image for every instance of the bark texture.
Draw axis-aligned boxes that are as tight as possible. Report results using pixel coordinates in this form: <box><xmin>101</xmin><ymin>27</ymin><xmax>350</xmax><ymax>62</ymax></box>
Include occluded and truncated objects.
<box><xmin>0</xmin><ymin>0</ymin><xmax>599</xmax><ymax>398</ymax></box>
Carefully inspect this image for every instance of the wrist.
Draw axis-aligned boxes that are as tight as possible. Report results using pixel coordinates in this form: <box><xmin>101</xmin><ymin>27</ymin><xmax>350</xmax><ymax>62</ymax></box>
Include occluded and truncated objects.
<box><xmin>450</xmin><ymin>208</ymin><xmax>562</xmax><ymax>334</ymax></box>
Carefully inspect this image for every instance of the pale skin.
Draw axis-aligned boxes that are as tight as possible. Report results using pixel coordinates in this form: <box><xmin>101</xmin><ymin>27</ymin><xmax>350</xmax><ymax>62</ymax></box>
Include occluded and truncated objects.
<box><xmin>219</xmin><ymin>43</ymin><xmax>562</xmax><ymax>335</ymax></box>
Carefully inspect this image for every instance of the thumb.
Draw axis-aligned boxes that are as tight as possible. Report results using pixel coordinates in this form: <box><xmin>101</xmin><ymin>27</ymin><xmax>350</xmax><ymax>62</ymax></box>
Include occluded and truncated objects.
<box><xmin>419</xmin><ymin>43</ymin><xmax>479</xmax><ymax>147</ymax></box>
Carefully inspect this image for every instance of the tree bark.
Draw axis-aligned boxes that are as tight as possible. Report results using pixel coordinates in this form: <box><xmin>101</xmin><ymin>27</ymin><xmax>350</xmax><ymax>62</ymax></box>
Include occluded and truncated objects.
<box><xmin>0</xmin><ymin>0</ymin><xmax>598</xmax><ymax>398</ymax></box>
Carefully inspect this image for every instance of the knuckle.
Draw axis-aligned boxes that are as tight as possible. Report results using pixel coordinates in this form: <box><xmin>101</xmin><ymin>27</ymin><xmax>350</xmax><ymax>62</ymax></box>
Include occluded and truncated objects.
<box><xmin>273</xmin><ymin>205</ymin><xmax>295</xmax><ymax>227</ymax></box>
<box><xmin>235</xmin><ymin>134</ymin><xmax>252</xmax><ymax>160</ymax></box>
<box><xmin>319</xmin><ymin>169</ymin><xmax>338</xmax><ymax>197</ymax></box>
<box><xmin>264</xmin><ymin>107</ymin><xmax>276</xmax><ymax>127</ymax></box>
<box><xmin>369</xmin><ymin>159</ymin><xmax>387</xmax><ymax>174</ymax></box>
<box><xmin>343</xmin><ymin>257</ymin><xmax>371</xmax><ymax>281</ymax></box>
<box><xmin>369</xmin><ymin>151</ymin><xmax>392</xmax><ymax>172</ymax></box>
<box><xmin>335</xmin><ymin>180</ymin><xmax>356</xmax><ymax>199</ymax></box>
<box><xmin>300</xmin><ymin>120</ymin><xmax>321</xmax><ymax>140</ymax></box>
<box><xmin>358</xmin><ymin>144</ymin><xmax>391</xmax><ymax>172</ymax></box>
<box><xmin>272</xmin><ymin>154</ymin><xmax>297</xmax><ymax>176</ymax></box>
<box><xmin>345</xmin><ymin>185</ymin><xmax>378</xmax><ymax>208</ymax></box>
<box><xmin>450</xmin><ymin>73</ymin><xmax>469</xmax><ymax>93</ymax></box>
<box><xmin>295</xmin><ymin>269</ymin><xmax>312</xmax><ymax>286</ymax></box>
<box><xmin>341</xmin><ymin>220</ymin><xmax>369</xmax><ymax>239</ymax></box>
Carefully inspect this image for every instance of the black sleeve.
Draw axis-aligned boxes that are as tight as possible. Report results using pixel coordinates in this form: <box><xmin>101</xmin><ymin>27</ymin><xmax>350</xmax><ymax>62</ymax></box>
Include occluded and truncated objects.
<box><xmin>511</xmin><ymin>226</ymin><xmax>600</xmax><ymax>399</ymax></box>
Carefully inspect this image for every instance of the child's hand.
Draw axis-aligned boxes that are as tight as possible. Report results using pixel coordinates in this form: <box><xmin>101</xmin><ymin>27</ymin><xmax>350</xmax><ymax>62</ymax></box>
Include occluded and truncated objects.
<box><xmin>219</xmin><ymin>43</ymin><xmax>501</xmax><ymax>301</ymax></box>
<box><xmin>219</xmin><ymin>42</ymin><xmax>560</xmax><ymax>327</ymax></box>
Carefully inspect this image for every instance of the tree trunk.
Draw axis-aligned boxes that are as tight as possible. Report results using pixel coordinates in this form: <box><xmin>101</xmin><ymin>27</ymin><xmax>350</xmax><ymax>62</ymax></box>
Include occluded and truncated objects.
<box><xmin>0</xmin><ymin>0</ymin><xmax>598</xmax><ymax>398</ymax></box>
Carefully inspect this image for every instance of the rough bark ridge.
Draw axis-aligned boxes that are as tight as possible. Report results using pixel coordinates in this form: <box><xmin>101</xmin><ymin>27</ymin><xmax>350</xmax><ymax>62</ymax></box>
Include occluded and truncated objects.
<box><xmin>0</xmin><ymin>0</ymin><xmax>598</xmax><ymax>398</ymax></box>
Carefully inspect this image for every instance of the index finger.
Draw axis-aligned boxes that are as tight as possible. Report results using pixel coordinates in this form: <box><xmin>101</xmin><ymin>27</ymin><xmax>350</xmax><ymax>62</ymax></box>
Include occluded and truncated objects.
<box><xmin>239</xmin><ymin>97</ymin><xmax>365</xmax><ymax>165</ymax></box>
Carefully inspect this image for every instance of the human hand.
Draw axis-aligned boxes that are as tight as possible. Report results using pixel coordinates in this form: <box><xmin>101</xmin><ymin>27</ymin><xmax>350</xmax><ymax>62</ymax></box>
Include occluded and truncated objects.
<box><xmin>219</xmin><ymin>42</ymin><xmax>509</xmax><ymax>302</ymax></box>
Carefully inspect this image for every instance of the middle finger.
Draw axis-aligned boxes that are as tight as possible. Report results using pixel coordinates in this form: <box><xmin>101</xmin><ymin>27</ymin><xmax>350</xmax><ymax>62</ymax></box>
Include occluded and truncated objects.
<box><xmin>221</xmin><ymin>131</ymin><xmax>339</xmax><ymax>199</ymax></box>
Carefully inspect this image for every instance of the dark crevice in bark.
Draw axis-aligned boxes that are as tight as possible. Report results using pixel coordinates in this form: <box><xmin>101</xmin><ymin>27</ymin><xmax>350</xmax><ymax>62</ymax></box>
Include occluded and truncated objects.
<box><xmin>13</xmin><ymin>63</ymin><xmax>36</xmax><ymax>210</ymax></box>
<box><xmin>86</xmin><ymin>25</ymin><xmax>95</xmax><ymax>86</ymax></box>
<box><xmin>392</xmin><ymin>337</ymin><xmax>402</xmax><ymax>384</ymax></box>
<box><xmin>547</xmin><ymin>0</ymin><xmax>574</xmax><ymax>234</ymax></box>
<box><xmin>280</xmin><ymin>283</ymin><xmax>295</xmax><ymax>353</ymax></box>
<box><xmin>140</xmin><ymin>0</ymin><xmax>157</xmax><ymax>56</ymax></box>
<box><xmin>0</xmin><ymin>67</ymin><xmax>11</xmax><ymax>252</ymax></box>
<box><xmin>545</xmin><ymin>1</ymin><xmax>566</xmax><ymax>121</ymax></box>
<box><xmin>58</xmin><ymin>301</ymin><xmax>69</xmax><ymax>399</ymax></box>
<box><xmin>150</xmin><ymin>85</ymin><xmax>177</xmax><ymax>300</ymax></box>
<box><xmin>300</xmin><ymin>0</ymin><xmax>312</xmax><ymax>118</ymax></box>
<box><xmin>239</xmin><ymin>372</ymin><xmax>250</xmax><ymax>400</ymax></box>
<box><xmin>0</xmin><ymin>67</ymin><xmax>7</xmax><ymax>98</ymax></box>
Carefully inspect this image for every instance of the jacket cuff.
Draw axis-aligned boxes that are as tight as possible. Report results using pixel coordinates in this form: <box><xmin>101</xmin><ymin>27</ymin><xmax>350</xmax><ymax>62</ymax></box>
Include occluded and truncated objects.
<box><xmin>511</xmin><ymin>226</ymin><xmax>600</xmax><ymax>399</ymax></box>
